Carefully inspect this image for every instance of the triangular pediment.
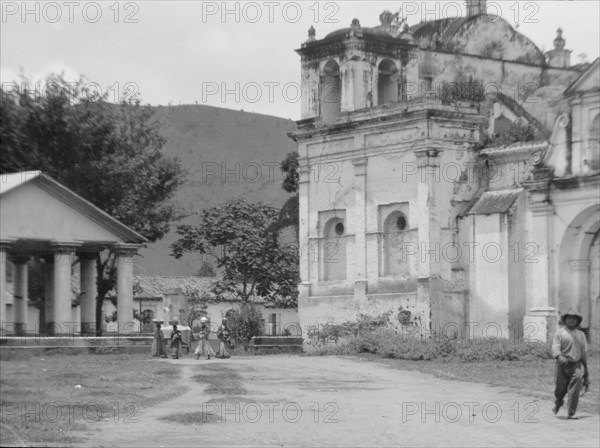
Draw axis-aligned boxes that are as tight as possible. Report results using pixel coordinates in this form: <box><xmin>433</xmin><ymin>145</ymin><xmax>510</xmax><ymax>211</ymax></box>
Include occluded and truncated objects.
<box><xmin>564</xmin><ymin>58</ymin><xmax>600</xmax><ymax>95</ymax></box>
<box><xmin>0</xmin><ymin>172</ymin><xmax>147</xmax><ymax>244</ymax></box>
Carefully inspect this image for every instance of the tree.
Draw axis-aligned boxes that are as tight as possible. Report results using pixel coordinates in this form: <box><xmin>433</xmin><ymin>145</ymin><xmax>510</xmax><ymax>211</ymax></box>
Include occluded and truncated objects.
<box><xmin>171</xmin><ymin>199</ymin><xmax>299</xmax><ymax>308</ymax></box>
<box><xmin>182</xmin><ymin>286</ymin><xmax>214</xmax><ymax>330</ymax></box>
<box><xmin>275</xmin><ymin>152</ymin><xmax>299</xmax><ymax>238</ymax></box>
<box><xmin>0</xmin><ymin>74</ymin><xmax>187</xmax><ymax>335</ymax></box>
<box><xmin>197</xmin><ymin>261</ymin><xmax>216</xmax><ymax>277</ymax></box>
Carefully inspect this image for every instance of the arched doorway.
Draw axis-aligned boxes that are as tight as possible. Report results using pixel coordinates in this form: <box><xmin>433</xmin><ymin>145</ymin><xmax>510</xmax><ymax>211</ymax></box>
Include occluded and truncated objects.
<box><xmin>558</xmin><ymin>204</ymin><xmax>600</xmax><ymax>342</ymax></box>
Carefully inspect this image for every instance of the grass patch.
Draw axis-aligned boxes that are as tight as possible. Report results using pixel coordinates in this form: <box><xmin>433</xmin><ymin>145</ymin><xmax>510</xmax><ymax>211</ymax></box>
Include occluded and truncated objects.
<box><xmin>192</xmin><ymin>365</ymin><xmax>247</xmax><ymax>395</ymax></box>
<box><xmin>158</xmin><ymin>411</ymin><xmax>220</xmax><ymax>425</ymax></box>
<box><xmin>0</xmin><ymin>353</ymin><xmax>185</xmax><ymax>447</ymax></box>
<box><xmin>308</xmin><ymin>329</ymin><xmax>554</xmax><ymax>361</ymax></box>
<box><xmin>308</xmin><ymin>328</ymin><xmax>599</xmax><ymax>416</ymax></box>
<box><xmin>161</xmin><ymin>365</ymin><xmax>249</xmax><ymax>426</ymax></box>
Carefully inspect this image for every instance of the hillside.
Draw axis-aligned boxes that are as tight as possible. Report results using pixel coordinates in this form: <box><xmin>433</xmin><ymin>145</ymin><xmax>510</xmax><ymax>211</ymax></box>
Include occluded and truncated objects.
<box><xmin>135</xmin><ymin>105</ymin><xmax>298</xmax><ymax>275</ymax></box>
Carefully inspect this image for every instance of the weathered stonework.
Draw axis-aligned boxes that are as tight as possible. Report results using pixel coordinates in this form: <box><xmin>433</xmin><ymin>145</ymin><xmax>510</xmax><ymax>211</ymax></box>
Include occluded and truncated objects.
<box><xmin>292</xmin><ymin>4</ymin><xmax>600</xmax><ymax>345</ymax></box>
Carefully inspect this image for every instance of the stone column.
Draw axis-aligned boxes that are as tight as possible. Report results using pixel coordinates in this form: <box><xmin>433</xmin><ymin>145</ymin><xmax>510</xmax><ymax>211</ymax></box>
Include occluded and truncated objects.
<box><xmin>352</xmin><ymin>157</ymin><xmax>368</xmax><ymax>299</ymax></box>
<box><xmin>79</xmin><ymin>252</ymin><xmax>97</xmax><ymax>335</ymax></box>
<box><xmin>42</xmin><ymin>254</ymin><xmax>54</xmax><ymax>334</ymax></box>
<box><xmin>0</xmin><ymin>242</ymin><xmax>9</xmax><ymax>332</ymax></box>
<box><xmin>12</xmin><ymin>256</ymin><xmax>29</xmax><ymax>336</ymax></box>
<box><xmin>115</xmin><ymin>244</ymin><xmax>139</xmax><ymax>335</ymax></box>
<box><xmin>49</xmin><ymin>244</ymin><xmax>78</xmax><ymax>336</ymax></box>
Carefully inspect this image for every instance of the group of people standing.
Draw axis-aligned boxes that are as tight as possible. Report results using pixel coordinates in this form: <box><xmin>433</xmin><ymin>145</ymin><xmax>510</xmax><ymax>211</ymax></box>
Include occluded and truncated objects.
<box><xmin>151</xmin><ymin>318</ymin><xmax>233</xmax><ymax>360</ymax></box>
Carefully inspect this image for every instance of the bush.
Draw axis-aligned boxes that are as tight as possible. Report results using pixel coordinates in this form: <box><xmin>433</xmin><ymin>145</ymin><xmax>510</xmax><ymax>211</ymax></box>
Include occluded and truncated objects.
<box><xmin>226</xmin><ymin>304</ymin><xmax>263</xmax><ymax>350</ymax></box>
<box><xmin>309</xmin><ymin>328</ymin><xmax>553</xmax><ymax>362</ymax></box>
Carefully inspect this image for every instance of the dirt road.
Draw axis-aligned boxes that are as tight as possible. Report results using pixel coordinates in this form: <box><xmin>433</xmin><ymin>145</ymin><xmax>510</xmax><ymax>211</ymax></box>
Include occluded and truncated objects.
<box><xmin>78</xmin><ymin>355</ymin><xmax>600</xmax><ymax>447</ymax></box>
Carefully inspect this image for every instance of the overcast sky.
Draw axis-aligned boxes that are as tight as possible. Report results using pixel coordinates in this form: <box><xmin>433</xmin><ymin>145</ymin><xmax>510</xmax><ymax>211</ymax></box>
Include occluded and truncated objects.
<box><xmin>2</xmin><ymin>1</ymin><xmax>599</xmax><ymax>120</ymax></box>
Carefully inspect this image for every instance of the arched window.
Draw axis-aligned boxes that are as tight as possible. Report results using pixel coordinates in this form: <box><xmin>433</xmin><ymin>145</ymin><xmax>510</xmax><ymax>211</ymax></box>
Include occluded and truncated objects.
<box><xmin>141</xmin><ymin>309</ymin><xmax>154</xmax><ymax>323</ymax></box>
<box><xmin>383</xmin><ymin>211</ymin><xmax>409</xmax><ymax>276</ymax></box>
<box><xmin>586</xmin><ymin>114</ymin><xmax>600</xmax><ymax>171</ymax></box>
<box><xmin>321</xmin><ymin>60</ymin><xmax>341</xmax><ymax>124</ymax></box>
<box><xmin>323</xmin><ymin>217</ymin><xmax>346</xmax><ymax>281</ymax></box>
<box><xmin>378</xmin><ymin>59</ymin><xmax>399</xmax><ymax>105</ymax></box>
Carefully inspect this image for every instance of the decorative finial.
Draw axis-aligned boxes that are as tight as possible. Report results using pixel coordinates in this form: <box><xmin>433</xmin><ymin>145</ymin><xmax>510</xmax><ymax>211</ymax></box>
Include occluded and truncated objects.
<box><xmin>307</xmin><ymin>25</ymin><xmax>316</xmax><ymax>42</ymax></box>
<box><xmin>379</xmin><ymin>10</ymin><xmax>396</xmax><ymax>31</ymax></box>
<box><xmin>400</xmin><ymin>22</ymin><xmax>413</xmax><ymax>42</ymax></box>
<box><xmin>554</xmin><ymin>27</ymin><xmax>565</xmax><ymax>50</ymax></box>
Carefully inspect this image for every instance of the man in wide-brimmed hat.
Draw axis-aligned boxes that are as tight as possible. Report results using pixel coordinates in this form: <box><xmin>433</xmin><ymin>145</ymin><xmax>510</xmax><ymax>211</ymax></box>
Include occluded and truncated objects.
<box><xmin>551</xmin><ymin>307</ymin><xmax>589</xmax><ymax>419</ymax></box>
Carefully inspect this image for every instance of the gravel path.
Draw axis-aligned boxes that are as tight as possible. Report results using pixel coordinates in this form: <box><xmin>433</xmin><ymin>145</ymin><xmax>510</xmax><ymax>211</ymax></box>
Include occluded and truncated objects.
<box><xmin>78</xmin><ymin>355</ymin><xmax>600</xmax><ymax>448</ymax></box>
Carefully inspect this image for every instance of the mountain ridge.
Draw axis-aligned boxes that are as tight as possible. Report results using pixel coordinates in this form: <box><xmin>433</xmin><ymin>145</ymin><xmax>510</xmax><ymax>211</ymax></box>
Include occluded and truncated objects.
<box><xmin>135</xmin><ymin>104</ymin><xmax>298</xmax><ymax>276</ymax></box>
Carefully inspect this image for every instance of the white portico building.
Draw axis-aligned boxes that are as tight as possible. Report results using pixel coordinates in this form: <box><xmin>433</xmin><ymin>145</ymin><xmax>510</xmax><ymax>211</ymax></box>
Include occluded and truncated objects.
<box><xmin>0</xmin><ymin>171</ymin><xmax>148</xmax><ymax>336</ymax></box>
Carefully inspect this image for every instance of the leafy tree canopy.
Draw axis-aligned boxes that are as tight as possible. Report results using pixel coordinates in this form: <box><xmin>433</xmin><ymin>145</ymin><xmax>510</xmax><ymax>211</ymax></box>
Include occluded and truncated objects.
<box><xmin>1</xmin><ymin>73</ymin><xmax>187</xmax><ymax>334</ymax></box>
<box><xmin>171</xmin><ymin>198</ymin><xmax>299</xmax><ymax>308</ymax></box>
<box><xmin>1</xmin><ymin>74</ymin><xmax>186</xmax><ymax>241</ymax></box>
<box><xmin>274</xmin><ymin>152</ymin><xmax>299</xmax><ymax>237</ymax></box>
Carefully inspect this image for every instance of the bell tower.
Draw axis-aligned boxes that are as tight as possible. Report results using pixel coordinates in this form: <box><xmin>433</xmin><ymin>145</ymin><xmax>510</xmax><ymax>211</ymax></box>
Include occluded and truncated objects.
<box><xmin>465</xmin><ymin>0</ymin><xmax>487</xmax><ymax>17</ymax></box>
<box><xmin>296</xmin><ymin>14</ymin><xmax>414</xmax><ymax>124</ymax></box>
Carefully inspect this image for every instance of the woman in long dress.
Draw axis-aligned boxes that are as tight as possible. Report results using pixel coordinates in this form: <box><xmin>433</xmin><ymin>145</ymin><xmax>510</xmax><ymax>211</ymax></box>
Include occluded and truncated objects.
<box><xmin>151</xmin><ymin>323</ymin><xmax>166</xmax><ymax>358</ymax></box>
<box><xmin>194</xmin><ymin>320</ymin><xmax>215</xmax><ymax>360</ymax></box>
<box><xmin>170</xmin><ymin>324</ymin><xmax>183</xmax><ymax>359</ymax></box>
<box><xmin>216</xmin><ymin>318</ymin><xmax>231</xmax><ymax>359</ymax></box>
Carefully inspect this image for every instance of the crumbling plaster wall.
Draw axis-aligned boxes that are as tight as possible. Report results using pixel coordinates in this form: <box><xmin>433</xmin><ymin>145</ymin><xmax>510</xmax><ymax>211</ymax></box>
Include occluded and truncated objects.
<box><xmin>297</xmin><ymin>105</ymin><xmax>483</xmax><ymax>339</ymax></box>
<box><xmin>415</xmin><ymin>50</ymin><xmax>580</xmax><ymax>132</ymax></box>
<box><xmin>447</xmin><ymin>16</ymin><xmax>545</xmax><ymax>64</ymax></box>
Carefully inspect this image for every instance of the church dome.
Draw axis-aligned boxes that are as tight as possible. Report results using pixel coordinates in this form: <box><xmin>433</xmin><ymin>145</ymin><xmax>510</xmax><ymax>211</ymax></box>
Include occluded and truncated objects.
<box><xmin>409</xmin><ymin>14</ymin><xmax>545</xmax><ymax>64</ymax></box>
<box><xmin>324</xmin><ymin>11</ymin><xmax>405</xmax><ymax>40</ymax></box>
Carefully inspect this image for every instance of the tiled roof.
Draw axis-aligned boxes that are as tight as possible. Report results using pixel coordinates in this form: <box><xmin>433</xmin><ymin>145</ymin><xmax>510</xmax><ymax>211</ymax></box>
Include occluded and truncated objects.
<box><xmin>134</xmin><ymin>275</ymin><xmax>213</xmax><ymax>298</ymax></box>
<box><xmin>465</xmin><ymin>189</ymin><xmax>523</xmax><ymax>215</ymax></box>
<box><xmin>480</xmin><ymin>140</ymin><xmax>548</xmax><ymax>156</ymax></box>
<box><xmin>3</xmin><ymin>273</ymin><xmax>266</xmax><ymax>304</ymax></box>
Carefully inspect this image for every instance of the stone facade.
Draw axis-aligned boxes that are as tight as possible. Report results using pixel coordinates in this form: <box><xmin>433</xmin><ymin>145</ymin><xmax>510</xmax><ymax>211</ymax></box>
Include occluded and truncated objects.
<box><xmin>290</xmin><ymin>5</ymin><xmax>600</xmax><ymax>344</ymax></box>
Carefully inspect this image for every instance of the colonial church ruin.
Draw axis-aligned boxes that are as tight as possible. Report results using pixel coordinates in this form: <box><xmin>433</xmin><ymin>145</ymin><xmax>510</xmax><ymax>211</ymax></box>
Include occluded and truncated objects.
<box><xmin>290</xmin><ymin>1</ymin><xmax>600</xmax><ymax>343</ymax></box>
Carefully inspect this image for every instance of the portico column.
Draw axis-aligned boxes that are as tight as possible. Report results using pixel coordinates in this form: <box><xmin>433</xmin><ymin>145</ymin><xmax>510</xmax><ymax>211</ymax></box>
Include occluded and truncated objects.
<box><xmin>42</xmin><ymin>254</ymin><xmax>54</xmax><ymax>334</ymax></box>
<box><xmin>0</xmin><ymin>242</ymin><xmax>10</xmax><ymax>332</ymax></box>
<box><xmin>79</xmin><ymin>252</ymin><xmax>97</xmax><ymax>335</ymax></box>
<box><xmin>116</xmin><ymin>244</ymin><xmax>139</xmax><ymax>335</ymax></box>
<box><xmin>12</xmin><ymin>256</ymin><xmax>29</xmax><ymax>336</ymax></box>
<box><xmin>49</xmin><ymin>244</ymin><xmax>78</xmax><ymax>336</ymax></box>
